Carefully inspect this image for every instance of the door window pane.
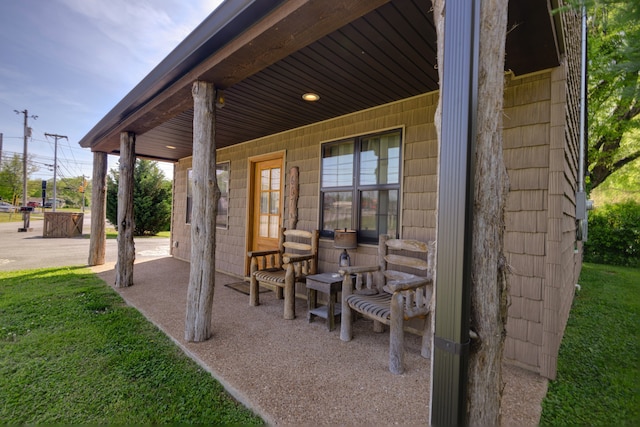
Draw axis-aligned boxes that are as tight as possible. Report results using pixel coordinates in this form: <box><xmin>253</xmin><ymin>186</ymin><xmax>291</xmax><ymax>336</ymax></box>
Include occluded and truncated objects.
<box><xmin>270</xmin><ymin>192</ymin><xmax>280</xmax><ymax>214</ymax></box>
<box><xmin>259</xmin><ymin>215</ymin><xmax>268</xmax><ymax>237</ymax></box>
<box><xmin>269</xmin><ymin>216</ymin><xmax>279</xmax><ymax>238</ymax></box>
<box><xmin>261</xmin><ymin>170</ymin><xmax>270</xmax><ymax>190</ymax></box>
<box><xmin>260</xmin><ymin>192</ymin><xmax>269</xmax><ymax>214</ymax></box>
<box><xmin>271</xmin><ymin>168</ymin><xmax>280</xmax><ymax>190</ymax></box>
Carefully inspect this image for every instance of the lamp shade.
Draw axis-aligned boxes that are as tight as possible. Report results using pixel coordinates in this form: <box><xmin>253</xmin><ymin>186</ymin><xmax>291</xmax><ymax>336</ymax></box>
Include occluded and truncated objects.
<box><xmin>334</xmin><ymin>229</ymin><xmax>358</xmax><ymax>249</ymax></box>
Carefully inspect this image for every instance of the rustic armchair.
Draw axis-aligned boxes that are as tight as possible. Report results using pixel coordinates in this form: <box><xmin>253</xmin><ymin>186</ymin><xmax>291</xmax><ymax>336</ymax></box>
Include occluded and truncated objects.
<box><xmin>339</xmin><ymin>234</ymin><xmax>435</xmax><ymax>374</ymax></box>
<box><xmin>247</xmin><ymin>228</ymin><xmax>319</xmax><ymax>320</ymax></box>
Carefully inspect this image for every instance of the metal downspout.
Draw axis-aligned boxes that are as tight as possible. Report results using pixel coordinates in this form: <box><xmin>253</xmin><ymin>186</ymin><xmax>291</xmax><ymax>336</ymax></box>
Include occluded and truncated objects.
<box><xmin>576</xmin><ymin>3</ymin><xmax>592</xmax><ymax>240</ymax></box>
<box><xmin>429</xmin><ymin>1</ymin><xmax>479</xmax><ymax>425</ymax></box>
<box><xmin>578</xmin><ymin>4</ymin><xmax>587</xmax><ymax>192</ymax></box>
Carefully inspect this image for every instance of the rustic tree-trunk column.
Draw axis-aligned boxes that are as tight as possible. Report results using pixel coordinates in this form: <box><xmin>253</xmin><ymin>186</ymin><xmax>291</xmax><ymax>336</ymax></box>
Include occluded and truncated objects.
<box><xmin>88</xmin><ymin>151</ymin><xmax>108</xmax><ymax>265</ymax></box>
<box><xmin>467</xmin><ymin>0</ymin><xmax>510</xmax><ymax>424</ymax></box>
<box><xmin>185</xmin><ymin>80</ymin><xmax>221</xmax><ymax>342</ymax></box>
<box><xmin>115</xmin><ymin>132</ymin><xmax>136</xmax><ymax>288</ymax></box>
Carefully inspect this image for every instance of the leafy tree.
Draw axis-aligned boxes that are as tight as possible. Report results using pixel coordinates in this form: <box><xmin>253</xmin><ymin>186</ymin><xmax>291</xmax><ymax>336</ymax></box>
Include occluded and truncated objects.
<box><xmin>590</xmin><ymin>159</ymin><xmax>640</xmax><ymax>205</ymax></box>
<box><xmin>579</xmin><ymin>0</ymin><xmax>640</xmax><ymax>190</ymax></box>
<box><xmin>585</xmin><ymin>200</ymin><xmax>640</xmax><ymax>266</ymax></box>
<box><xmin>27</xmin><ymin>178</ymin><xmax>46</xmax><ymax>200</ymax></box>
<box><xmin>53</xmin><ymin>176</ymin><xmax>91</xmax><ymax>208</ymax></box>
<box><xmin>106</xmin><ymin>160</ymin><xmax>172</xmax><ymax>236</ymax></box>
<box><xmin>0</xmin><ymin>154</ymin><xmax>39</xmax><ymax>204</ymax></box>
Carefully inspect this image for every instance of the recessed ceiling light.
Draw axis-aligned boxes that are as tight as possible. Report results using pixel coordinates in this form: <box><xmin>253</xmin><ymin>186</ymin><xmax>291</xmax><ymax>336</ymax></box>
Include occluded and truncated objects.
<box><xmin>166</xmin><ymin>145</ymin><xmax>176</xmax><ymax>149</ymax></box>
<box><xmin>302</xmin><ymin>92</ymin><xmax>320</xmax><ymax>102</ymax></box>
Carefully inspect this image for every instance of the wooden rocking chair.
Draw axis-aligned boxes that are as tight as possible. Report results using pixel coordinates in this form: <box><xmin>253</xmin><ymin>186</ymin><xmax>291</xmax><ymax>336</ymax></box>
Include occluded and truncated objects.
<box><xmin>339</xmin><ymin>234</ymin><xmax>435</xmax><ymax>374</ymax></box>
<box><xmin>247</xmin><ymin>228</ymin><xmax>319</xmax><ymax>319</ymax></box>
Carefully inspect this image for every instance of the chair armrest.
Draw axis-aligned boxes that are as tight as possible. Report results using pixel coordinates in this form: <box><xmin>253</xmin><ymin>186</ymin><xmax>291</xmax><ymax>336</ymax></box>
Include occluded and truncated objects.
<box><xmin>385</xmin><ymin>276</ymin><xmax>433</xmax><ymax>292</ymax></box>
<box><xmin>247</xmin><ymin>249</ymin><xmax>280</xmax><ymax>258</ymax></box>
<box><xmin>282</xmin><ymin>253</ymin><xmax>314</xmax><ymax>264</ymax></box>
<box><xmin>338</xmin><ymin>265</ymin><xmax>379</xmax><ymax>275</ymax></box>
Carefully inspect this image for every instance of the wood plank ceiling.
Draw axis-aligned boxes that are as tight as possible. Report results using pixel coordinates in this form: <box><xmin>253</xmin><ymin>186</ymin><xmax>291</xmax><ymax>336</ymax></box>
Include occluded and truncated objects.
<box><xmin>92</xmin><ymin>0</ymin><xmax>559</xmax><ymax>162</ymax></box>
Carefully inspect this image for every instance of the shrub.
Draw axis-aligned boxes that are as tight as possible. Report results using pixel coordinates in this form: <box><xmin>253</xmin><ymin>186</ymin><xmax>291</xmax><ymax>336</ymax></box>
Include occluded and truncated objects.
<box><xmin>106</xmin><ymin>160</ymin><xmax>172</xmax><ymax>236</ymax></box>
<box><xmin>584</xmin><ymin>200</ymin><xmax>640</xmax><ymax>267</ymax></box>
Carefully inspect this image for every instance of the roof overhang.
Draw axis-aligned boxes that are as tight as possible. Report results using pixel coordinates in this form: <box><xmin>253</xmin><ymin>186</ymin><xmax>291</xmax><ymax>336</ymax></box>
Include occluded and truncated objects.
<box><xmin>79</xmin><ymin>0</ymin><xmax>563</xmax><ymax>161</ymax></box>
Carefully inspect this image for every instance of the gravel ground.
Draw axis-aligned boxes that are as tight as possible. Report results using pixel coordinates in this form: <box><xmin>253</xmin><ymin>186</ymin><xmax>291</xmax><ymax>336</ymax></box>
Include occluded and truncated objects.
<box><xmin>92</xmin><ymin>257</ymin><xmax>548</xmax><ymax>426</ymax></box>
<box><xmin>1</xmin><ymin>217</ymin><xmax>548</xmax><ymax>424</ymax></box>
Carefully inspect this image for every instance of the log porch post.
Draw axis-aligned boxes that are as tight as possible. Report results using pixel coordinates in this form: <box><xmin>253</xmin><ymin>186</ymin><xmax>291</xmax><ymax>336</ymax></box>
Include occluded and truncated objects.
<box><xmin>115</xmin><ymin>131</ymin><xmax>136</xmax><ymax>288</ymax></box>
<box><xmin>185</xmin><ymin>80</ymin><xmax>221</xmax><ymax>342</ymax></box>
<box><xmin>88</xmin><ymin>151</ymin><xmax>108</xmax><ymax>265</ymax></box>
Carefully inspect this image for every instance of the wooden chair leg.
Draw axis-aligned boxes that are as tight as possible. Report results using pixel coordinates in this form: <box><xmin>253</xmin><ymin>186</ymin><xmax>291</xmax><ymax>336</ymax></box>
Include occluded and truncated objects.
<box><xmin>340</xmin><ymin>278</ymin><xmax>353</xmax><ymax>341</ymax></box>
<box><xmin>389</xmin><ymin>292</ymin><xmax>405</xmax><ymax>375</ymax></box>
<box><xmin>420</xmin><ymin>311</ymin><xmax>432</xmax><ymax>359</ymax></box>
<box><xmin>283</xmin><ymin>266</ymin><xmax>295</xmax><ymax>320</ymax></box>
<box><xmin>249</xmin><ymin>275</ymin><xmax>259</xmax><ymax>306</ymax></box>
<box><xmin>373</xmin><ymin>320</ymin><xmax>385</xmax><ymax>333</ymax></box>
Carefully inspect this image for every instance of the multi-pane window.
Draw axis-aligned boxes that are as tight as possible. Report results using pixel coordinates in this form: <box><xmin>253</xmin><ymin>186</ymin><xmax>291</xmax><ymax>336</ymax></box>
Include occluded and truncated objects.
<box><xmin>320</xmin><ymin>129</ymin><xmax>401</xmax><ymax>243</ymax></box>
<box><xmin>186</xmin><ymin>162</ymin><xmax>230</xmax><ymax>229</ymax></box>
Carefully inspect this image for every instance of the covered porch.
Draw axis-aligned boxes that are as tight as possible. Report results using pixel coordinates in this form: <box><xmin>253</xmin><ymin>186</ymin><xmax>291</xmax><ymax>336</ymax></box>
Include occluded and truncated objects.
<box><xmin>79</xmin><ymin>1</ymin><xmax>582</xmax><ymax>421</ymax></box>
<box><xmin>91</xmin><ymin>255</ymin><xmax>547</xmax><ymax>426</ymax></box>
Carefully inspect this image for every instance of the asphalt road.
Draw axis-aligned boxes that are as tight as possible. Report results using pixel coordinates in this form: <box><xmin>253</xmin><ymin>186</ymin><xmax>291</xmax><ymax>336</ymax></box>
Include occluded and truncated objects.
<box><xmin>0</xmin><ymin>212</ymin><xmax>170</xmax><ymax>271</ymax></box>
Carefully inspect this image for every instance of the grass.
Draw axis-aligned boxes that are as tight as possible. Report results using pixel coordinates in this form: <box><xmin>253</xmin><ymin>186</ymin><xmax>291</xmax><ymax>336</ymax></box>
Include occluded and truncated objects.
<box><xmin>0</xmin><ymin>213</ymin><xmax>169</xmax><ymax>239</ymax></box>
<box><xmin>2</xmin><ymin>261</ymin><xmax>635</xmax><ymax>425</ymax></box>
<box><xmin>101</xmin><ymin>229</ymin><xmax>170</xmax><ymax>239</ymax></box>
<box><xmin>0</xmin><ymin>208</ymin><xmax>79</xmax><ymax>224</ymax></box>
<box><xmin>0</xmin><ymin>212</ymin><xmax>36</xmax><ymax>223</ymax></box>
<box><xmin>0</xmin><ymin>267</ymin><xmax>263</xmax><ymax>424</ymax></box>
<box><xmin>540</xmin><ymin>263</ymin><xmax>640</xmax><ymax>426</ymax></box>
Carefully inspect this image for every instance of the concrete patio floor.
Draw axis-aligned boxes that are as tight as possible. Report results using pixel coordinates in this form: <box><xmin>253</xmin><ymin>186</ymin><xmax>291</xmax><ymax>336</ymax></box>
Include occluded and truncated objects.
<box><xmin>91</xmin><ymin>256</ymin><xmax>547</xmax><ymax>426</ymax></box>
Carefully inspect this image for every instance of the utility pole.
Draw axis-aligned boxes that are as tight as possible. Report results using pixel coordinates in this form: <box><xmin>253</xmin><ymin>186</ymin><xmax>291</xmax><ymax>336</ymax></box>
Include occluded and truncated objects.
<box><xmin>14</xmin><ymin>110</ymin><xmax>37</xmax><ymax>207</ymax></box>
<box><xmin>0</xmin><ymin>132</ymin><xmax>3</xmax><ymax>166</ymax></box>
<box><xmin>44</xmin><ymin>133</ymin><xmax>67</xmax><ymax>212</ymax></box>
<box><xmin>14</xmin><ymin>110</ymin><xmax>37</xmax><ymax>232</ymax></box>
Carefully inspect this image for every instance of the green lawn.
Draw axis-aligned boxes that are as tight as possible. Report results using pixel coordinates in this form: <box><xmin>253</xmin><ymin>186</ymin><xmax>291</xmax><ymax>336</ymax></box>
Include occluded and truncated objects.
<box><xmin>2</xmin><ymin>262</ymin><xmax>636</xmax><ymax>424</ymax></box>
<box><xmin>0</xmin><ymin>212</ymin><xmax>169</xmax><ymax>239</ymax></box>
<box><xmin>0</xmin><ymin>212</ymin><xmax>36</xmax><ymax>223</ymax></box>
<box><xmin>540</xmin><ymin>263</ymin><xmax>640</xmax><ymax>426</ymax></box>
<box><xmin>0</xmin><ymin>267</ymin><xmax>263</xmax><ymax>424</ymax></box>
<box><xmin>0</xmin><ymin>208</ymin><xmax>80</xmax><ymax>223</ymax></box>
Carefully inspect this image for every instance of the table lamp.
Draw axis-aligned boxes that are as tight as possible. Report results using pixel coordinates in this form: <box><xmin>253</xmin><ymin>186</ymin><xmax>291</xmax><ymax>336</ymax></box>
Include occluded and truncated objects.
<box><xmin>334</xmin><ymin>228</ymin><xmax>357</xmax><ymax>267</ymax></box>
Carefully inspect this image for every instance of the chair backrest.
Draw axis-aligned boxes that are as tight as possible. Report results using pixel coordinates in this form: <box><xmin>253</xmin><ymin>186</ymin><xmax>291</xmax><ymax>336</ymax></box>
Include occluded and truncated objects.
<box><xmin>376</xmin><ymin>234</ymin><xmax>435</xmax><ymax>291</ymax></box>
<box><xmin>280</xmin><ymin>228</ymin><xmax>319</xmax><ymax>275</ymax></box>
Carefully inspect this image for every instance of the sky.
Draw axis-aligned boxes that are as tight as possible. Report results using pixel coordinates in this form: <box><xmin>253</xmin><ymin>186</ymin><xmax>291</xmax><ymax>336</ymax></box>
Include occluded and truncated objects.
<box><xmin>0</xmin><ymin>0</ymin><xmax>224</xmax><ymax>182</ymax></box>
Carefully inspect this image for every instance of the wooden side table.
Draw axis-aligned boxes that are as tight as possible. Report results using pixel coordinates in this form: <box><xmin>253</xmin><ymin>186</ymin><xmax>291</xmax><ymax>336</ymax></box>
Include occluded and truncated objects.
<box><xmin>306</xmin><ymin>272</ymin><xmax>344</xmax><ymax>331</ymax></box>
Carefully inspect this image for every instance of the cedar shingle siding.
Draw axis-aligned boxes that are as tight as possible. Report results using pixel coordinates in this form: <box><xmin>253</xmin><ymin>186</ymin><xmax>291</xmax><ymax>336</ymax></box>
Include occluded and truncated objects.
<box><xmin>170</xmin><ymin>19</ymin><xmax>582</xmax><ymax>377</ymax></box>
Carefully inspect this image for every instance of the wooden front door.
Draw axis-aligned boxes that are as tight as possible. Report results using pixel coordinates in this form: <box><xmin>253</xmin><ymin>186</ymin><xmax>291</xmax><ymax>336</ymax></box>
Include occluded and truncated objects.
<box><xmin>249</xmin><ymin>155</ymin><xmax>284</xmax><ymax>259</ymax></box>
